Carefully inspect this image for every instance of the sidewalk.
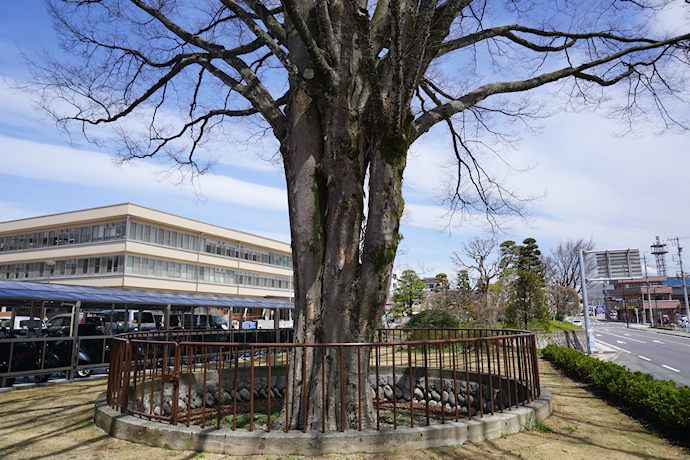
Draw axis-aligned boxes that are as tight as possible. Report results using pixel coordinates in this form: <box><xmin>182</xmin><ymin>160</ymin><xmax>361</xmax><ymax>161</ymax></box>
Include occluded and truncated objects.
<box><xmin>0</xmin><ymin>357</ymin><xmax>688</xmax><ymax>459</ymax></box>
<box><xmin>591</xmin><ymin>341</ymin><xmax>618</xmax><ymax>362</ymax></box>
<box><xmin>652</xmin><ymin>327</ymin><xmax>690</xmax><ymax>339</ymax></box>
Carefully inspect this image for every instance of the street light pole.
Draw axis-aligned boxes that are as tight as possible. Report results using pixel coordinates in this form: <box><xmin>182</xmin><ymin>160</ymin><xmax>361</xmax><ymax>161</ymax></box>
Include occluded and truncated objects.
<box><xmin>579</xmin><ymin>250</ymin><xmax>596</xmax><ymax>354</ymax></box>
<box><xmin>644</xmin><ymin>254</ymin><xmax>654</xmax><ymax>326</ymax></box>
<box><xmin>671</xmin><ymin>238</ymin><xmax>690</xmax><ymax>330</ymax></box>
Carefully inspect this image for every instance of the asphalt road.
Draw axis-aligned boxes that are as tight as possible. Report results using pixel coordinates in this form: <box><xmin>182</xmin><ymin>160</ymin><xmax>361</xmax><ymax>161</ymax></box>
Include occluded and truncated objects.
<box><xmin>590</xmin><ymin>319</ymin><xmax>690</xmax><ymax>387</ymax></box>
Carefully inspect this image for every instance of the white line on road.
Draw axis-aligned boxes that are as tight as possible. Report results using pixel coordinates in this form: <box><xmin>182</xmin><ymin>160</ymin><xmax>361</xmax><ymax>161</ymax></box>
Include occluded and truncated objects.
<box><xmin>596</xmin><ymin>340</ymin><xmax>631</xmax><ymax>354</ymax></box>
<box><xmin>617</xmin><ymin>340</ymin><xmax>627</xmax><ymax>344</ymax></box>
<box><xmin>653</xmin><ymin>340</ymin><xmax>664</xmax><ymax>344</ymax></box>
<box><xmin>662</xmin><ymin>365</ymin><xmax>680</xmax><ymax>372</ymax></box>
<box><xmin>601</xmin><ymin>332</ymin><xmax>646</xmax><ymax>343</ymax></box>
<box><xmin>638</xmin><ymin>356</ymin><xmax>651</xmax><ymax>361</ymax></box>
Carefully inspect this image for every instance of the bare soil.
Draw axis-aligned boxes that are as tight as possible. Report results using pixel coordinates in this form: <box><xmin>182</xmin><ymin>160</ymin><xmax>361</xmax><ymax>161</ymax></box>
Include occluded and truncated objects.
<box><xmin>1</xmin><ymin>358</ymin><xmax>688</xmax><ymax>459</ymax></box>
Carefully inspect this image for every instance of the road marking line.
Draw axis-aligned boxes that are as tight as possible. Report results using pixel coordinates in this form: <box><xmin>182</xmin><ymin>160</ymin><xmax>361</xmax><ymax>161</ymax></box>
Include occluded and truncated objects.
<box><xmin>596</xmin><ymin>340</ymin><xmax>631</xmax><ymax>354</ymax></box>
<box><xmin>638</xmin><ymin>356</ymin><xmax>651</xmax><ymax>361</ymax></box>
<box><xmin>602</xmin><ymin>332</ymin><xmax>646</xmax><ymax>343</ymax></box>
<box><xmin>617</xmin><ymin>340</ymin><xmax>626</xmax><ymax>344</ymax></box>
<box><xmin>662</xmin><ymin>365</ymin><xmax>680</xmax><ymax>372</ymax></box>
<box><xmin>608</xmin><ymin>329</ymin><xmax>690</xmax><ymax>347</ymax></box>
<box><xmin>653</xmin><ymin>340</ymin><xmax>664</xmax><ymax>344</ymax></box>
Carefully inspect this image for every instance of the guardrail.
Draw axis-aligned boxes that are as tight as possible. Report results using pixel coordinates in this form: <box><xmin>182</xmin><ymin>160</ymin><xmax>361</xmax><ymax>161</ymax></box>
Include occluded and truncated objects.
<box><xmin>106</xmin><ymin>328</ymin><xmax>540</xmax><ymax>433</ymax></box>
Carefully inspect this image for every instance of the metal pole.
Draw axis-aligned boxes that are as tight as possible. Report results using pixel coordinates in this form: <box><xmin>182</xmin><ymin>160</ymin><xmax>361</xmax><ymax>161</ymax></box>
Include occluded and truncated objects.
<box><xmin>644</xmin><ymin>255</ymin><xmax>654</xmax><ymax>327</ymax></box>
<box><xmin>675</xmin><ymin>238</ymin><xmax>690</xmax><ymax>330</ymax></box>
<box><xmin>579</xmin><ymin>250</ymin><xmax>596</xmax><ymax>354</ymax></box>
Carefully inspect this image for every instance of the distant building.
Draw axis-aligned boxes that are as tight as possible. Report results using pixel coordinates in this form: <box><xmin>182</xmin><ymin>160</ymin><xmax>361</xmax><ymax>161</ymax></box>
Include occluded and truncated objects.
<box><xmin>0</xmin><ymin>203</ymin><xmax>293</xmax><ymax>299</ymax></box>
<box><xmin>606</xmin><ymin>276</ymin><xmax>679</xmax><ymax>323</ymax></box>
<box><xmin>421</xmin><ymin>277</ymin><xmax>438</xmax><ymax>292</ymax></box>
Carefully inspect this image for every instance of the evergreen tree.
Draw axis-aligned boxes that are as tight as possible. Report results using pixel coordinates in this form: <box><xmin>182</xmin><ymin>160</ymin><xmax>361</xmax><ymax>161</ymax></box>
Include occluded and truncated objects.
<box><xmin>391</xmin><ymin>270</ymin><xmax>426</xmax><ymax>318</ymax></box>
<box><xmin>500</xmin><ymin>238</ymin><xmax>549</xmax><ymax>327</ymax></box>
<box><xmin>434</xmin><ymin>273</ymin><xmax>450</xmax><ymax>292</ymax></box>
<box><xmin>454</xmin><ymin>269</ymin><xmax>475</xmax><ymax>323</ymax></box>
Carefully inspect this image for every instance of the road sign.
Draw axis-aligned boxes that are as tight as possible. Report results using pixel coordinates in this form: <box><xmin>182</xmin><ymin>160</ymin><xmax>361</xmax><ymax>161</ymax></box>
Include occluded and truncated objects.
<box><xmin>594</xmin><ymin>249</ymin><xmax>643</xmax><ymax>280</ymax></box>
<box><xmin>595</xmin><ymin>305</ymin><xmax>605</xmax><ymax>314</ymax></box>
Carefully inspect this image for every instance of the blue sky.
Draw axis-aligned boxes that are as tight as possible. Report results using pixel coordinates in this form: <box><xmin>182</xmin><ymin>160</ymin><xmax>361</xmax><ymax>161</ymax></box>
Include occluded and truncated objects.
<box><xmin>1</xmin><ymin>1</ymin><xmax>690</xmax><ymax>280</ymax></box>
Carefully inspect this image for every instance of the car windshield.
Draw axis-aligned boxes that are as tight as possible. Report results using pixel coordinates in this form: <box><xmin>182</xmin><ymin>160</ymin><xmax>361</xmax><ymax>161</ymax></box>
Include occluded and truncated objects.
<box><xmin>212</xmin><ymin>315</ymin><xmax>228</xmax><ymax>326</ymax></box>
<box><xmin>109</xmin><ymin>311</ymin><xmax>154</xmax><ymax>323</ymax></box>
<box><xmin>19</xmin><ymin>319</ymin><xmax>41</xmax><ymax>328</ymax></box>
<box><xmin>50</xmin><ymin>317</ymin><xmax>71</xmax><ymax>327</ymax></box>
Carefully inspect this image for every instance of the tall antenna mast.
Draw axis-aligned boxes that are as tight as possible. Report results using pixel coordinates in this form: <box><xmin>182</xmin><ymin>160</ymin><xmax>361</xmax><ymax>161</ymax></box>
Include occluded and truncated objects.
<box><xmin>651</xmin><ymin>236</ymin><xmax>668</xmax><ymax>277</ymax></box>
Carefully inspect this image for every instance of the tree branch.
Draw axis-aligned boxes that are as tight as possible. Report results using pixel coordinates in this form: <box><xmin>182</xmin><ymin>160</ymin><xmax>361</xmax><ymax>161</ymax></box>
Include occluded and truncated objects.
<box><xmin>282</xmin><ymin>0</ymin><xmax>338</xmax><ymax>88</ymax></box>
<box><xmin>411</xmin><ymin>33</ymin><xmax>690</xmax><ymax>141</ymax></box>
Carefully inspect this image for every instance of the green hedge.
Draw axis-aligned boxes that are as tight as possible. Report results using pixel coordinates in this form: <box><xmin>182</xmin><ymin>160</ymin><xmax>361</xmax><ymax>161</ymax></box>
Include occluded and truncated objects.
<box><xmin>542</xmin><ymin>345</ymin><xmax>690</xmax><ymax>445</ymax></box>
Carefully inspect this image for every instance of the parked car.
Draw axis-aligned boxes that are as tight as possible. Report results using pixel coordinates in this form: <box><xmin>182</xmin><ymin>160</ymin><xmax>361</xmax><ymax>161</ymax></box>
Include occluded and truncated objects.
<box><xmin>210</xmin><ymin>315</ymin><xmax>229</xmax><ymax>330</ymax></box>
<box><xmin>153</xmin><ymin>313</ymin><xmax>182</xmax><ymax>330</ymax></box>
<box><xmin>46</xmin><ymin>313</ymin><xmax>106</xmax><ymax>336</ymax></box>
<box><xmin>97</xmin><ymin>309</ymin><xmax>157</xmax><ymax>332</ymax></box>
<box><xmin>0</xmin><ymin>316</ymin><xmax>46</xmax><ymax>337</ymax></box>
<box><xmin>181</xmin><ymin>313</ymin><xmax>229</xmax><ymax>330</ymax></box>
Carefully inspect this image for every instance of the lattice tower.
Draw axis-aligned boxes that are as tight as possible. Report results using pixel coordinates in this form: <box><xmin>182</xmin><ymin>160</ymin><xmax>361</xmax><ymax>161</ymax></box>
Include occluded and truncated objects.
<box><xmin>650</xmin><ymin>236</ymin><xmax>668</xmax><ymax>277</ymax></box>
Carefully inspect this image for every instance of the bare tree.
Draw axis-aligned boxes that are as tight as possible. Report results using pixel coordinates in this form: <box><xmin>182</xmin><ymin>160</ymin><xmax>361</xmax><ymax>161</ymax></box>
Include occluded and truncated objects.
<box><xmin>451</xmin><ymin>236</ymin><xmax>500</xmax><ymax>294</ymax></box>
<box><xmin>25</xmin><ymin>0</ymin><xmax>690</xmax><ymax>430</ymax></box>
<box><xmin>544</xmin><ymin>238</ymin><xmax>597</xmax><ymax>293</ymax></box>
<box><xmin>546</xmin><ymin>285</ymin><xmax>580</xmax><ymax>317</ymax></box>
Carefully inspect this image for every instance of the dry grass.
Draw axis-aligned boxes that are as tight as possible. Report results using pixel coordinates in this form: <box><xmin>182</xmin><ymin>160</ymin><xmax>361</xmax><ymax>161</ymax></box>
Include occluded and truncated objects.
<box><xmin>0</xmin><ymin>358</ymin><xmax>688</xmax><ymax>459</ymax></box>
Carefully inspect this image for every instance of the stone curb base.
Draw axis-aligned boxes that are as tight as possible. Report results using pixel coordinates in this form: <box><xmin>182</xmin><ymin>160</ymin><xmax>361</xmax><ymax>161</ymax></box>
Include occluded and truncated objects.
<box><xmin>94</xmin><ymin>388</ymin><xmax>552</xmax><ymax>456</ymax></box>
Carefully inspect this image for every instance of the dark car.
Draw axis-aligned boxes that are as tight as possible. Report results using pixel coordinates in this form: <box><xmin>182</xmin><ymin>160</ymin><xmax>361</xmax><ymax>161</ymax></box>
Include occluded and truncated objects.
<box><xmin>153</xmin><ymin>313</ymin><xmax>182</xmax><ymax>330</ymax></box>
<box><xmin>181</xmin><ymin>313</ymin><xmax>228</xmax><ymax>330</ymax></box>
<box><xmin>97</xmin><ymin>310</ymin><xmax>157</xmax><ymax>332</ymax></box>
<box><xmin>46</xmin><ymin>313</ymin><xmax>106</xmax><ymax>336</ymax></box>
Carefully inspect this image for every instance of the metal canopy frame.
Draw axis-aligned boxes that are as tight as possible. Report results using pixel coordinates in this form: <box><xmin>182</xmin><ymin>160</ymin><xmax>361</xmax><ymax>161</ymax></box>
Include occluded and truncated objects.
<box><xmin>0</xmin><ymin>279</ymin><xmax>294</xmax><ymax>310</ymax></box>
<box><xmin>0</xmin><ymin>280</ymin><xmax>294</xmax><ymax>387</ymax></box>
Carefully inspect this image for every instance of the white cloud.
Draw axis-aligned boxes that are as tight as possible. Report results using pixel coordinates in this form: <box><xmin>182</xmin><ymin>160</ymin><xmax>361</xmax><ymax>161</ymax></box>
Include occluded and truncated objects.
<box><xmin>395</xmin><ymin>108</ymin><xmax>690</xmax><ymax>278</ymax></box>
<box><xmin>651</xmin><ymin>1</ymin><xmax>690</xmax><ymax>35</ymax></box>
<box><xmin>0</xmin><ymin>135</ymin><xmax>288</xmax><ymax>212</ymax></box>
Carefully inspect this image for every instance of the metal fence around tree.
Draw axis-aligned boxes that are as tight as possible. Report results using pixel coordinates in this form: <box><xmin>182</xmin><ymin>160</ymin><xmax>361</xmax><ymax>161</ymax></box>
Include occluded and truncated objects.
<box><xmin>106</xmin><ymin>328</ymin><xmax>540</xmax><ymax>433</ymax></box>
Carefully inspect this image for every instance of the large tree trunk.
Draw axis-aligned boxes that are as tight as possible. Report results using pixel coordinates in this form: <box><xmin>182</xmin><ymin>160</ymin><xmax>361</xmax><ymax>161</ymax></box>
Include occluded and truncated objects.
<box><xmin>274</xmin><ymin>0</ymin><xmax>410</xmax><ymax>430</ymax></box>
<box><xmin>279</xmin><ymin>78</ymin><xmax>407</xmax><ymax>429</ymax></box>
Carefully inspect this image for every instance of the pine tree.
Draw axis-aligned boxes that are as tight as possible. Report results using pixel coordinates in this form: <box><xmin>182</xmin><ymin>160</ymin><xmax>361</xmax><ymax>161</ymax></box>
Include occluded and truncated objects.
<box><xmin>391</xmin><ymin>270</ymin><xmax>426</xmax><ymax>318</ymax></box>
<box><xmin>500</xmin><ymin>238</ymin><xmax>549</xmax><ymax>327</ymax></box>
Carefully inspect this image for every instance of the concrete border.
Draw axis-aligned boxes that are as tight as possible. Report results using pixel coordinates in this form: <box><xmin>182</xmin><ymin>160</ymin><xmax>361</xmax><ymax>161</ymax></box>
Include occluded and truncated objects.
<box><xmin>94</xmin><ymin>387</ymin><xmax>552</xmax><ymax>455</ymax></box>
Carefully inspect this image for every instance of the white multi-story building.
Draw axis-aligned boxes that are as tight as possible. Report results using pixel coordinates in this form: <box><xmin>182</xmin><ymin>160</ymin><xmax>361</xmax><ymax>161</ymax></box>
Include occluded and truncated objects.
<box><xmin>0</xmin><ymin>203</ymin><xmax>293</xmax><ymax>300</ymax></box>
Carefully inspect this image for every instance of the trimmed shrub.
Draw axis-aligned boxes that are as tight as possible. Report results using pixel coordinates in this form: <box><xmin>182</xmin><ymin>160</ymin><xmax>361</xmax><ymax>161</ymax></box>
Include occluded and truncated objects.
<box><xmin>542</xmin><ymin>345</ymin><xmax>690</xmax><ymax>446</ymax></box>
<box><xmin>404</xmin><ymin>310</ymin><xmax>461</xmax><ymax>342</ymax></box>
<box><xmin>405</xmin><ymin>310</ymin><xmax>459</xmax><ymax>329</ymax></box>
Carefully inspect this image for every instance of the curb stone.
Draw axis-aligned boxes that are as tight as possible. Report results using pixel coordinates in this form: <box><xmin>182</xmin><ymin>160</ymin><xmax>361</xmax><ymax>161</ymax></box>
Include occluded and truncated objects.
<box><xmin>94</xmin><ymin>387</ymin><xmax>552</xmax><ymax>456</ymax></box>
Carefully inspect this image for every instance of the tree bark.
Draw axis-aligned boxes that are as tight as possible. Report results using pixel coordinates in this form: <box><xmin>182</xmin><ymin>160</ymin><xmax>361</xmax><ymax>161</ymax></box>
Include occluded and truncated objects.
<box><xmin>280</xmin><ymin>74</ymin><xmax>407</xmax><ymax>429</ymax></box>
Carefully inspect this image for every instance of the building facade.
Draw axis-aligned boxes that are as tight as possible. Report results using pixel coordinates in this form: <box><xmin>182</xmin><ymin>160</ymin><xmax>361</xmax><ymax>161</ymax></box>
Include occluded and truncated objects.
<box><xmin>607</xmin><ymin>276</ymin><xmax>679</xmax><ymax>323</ymax></box>
<box><xmin>0</xmin><ymin>204</ymin><xmax>293</xmax><ymax>299</ymax></box>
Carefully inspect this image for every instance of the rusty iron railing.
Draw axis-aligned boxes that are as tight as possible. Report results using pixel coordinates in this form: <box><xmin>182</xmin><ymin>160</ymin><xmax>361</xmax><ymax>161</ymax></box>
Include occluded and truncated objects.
<box><xmin>106</xmin><ymin>328</ymin><xmax>540</xmax><ymax>432</ymax></box>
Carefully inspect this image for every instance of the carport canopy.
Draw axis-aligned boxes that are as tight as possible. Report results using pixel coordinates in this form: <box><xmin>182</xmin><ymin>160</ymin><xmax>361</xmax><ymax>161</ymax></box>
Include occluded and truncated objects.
<box><xmin>0</xmin><ymin>279</ymin><xmax>294</xmax><ymax>310</ymax></box>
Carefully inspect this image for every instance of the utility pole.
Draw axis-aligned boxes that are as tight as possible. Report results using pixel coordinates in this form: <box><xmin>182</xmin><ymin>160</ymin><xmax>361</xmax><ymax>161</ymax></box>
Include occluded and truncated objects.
<box><xmin>579</xmin><ymin>250</ymin><xmax>596</xmax><ymax>354</ymax></box>
<box><xmin>670</xmin><ymin>237</ymin><xmax>690</xmax><ymax>329</ymax></box>
<box><xmin>644</xmin><ymin>254</ymin><xmax>653</xmax><ymax>326</ymax></box>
